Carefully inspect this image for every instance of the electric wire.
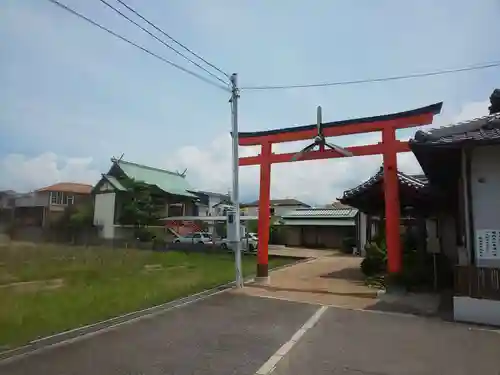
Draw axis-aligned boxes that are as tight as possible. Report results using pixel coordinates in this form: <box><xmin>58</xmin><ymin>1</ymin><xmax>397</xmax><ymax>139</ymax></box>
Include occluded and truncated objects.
<box><xmin>45</xmin><ymin>0</ymin><xmax>230</xmax><ymax>92</ymax></box>
<box><xmin>98</xmin><ymin>0</ymin><xmax>229</xmax><ymax>86</ymax></box>
<box><xmin>114</xmin><ymin>0</ymin><xmax>230</xmax><ymax>79</ymax></box>
<box><xmin>241</xmin><ymin>60</ymin><xmax>500</xmax><ymax>91</ymax></box>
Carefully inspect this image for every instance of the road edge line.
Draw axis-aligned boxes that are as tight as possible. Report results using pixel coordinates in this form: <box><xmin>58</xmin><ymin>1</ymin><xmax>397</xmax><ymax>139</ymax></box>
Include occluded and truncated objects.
<box><xmin>255</xmin><ymin>305</ymin><xmax>328</xmax><ymax>375</ymax></box>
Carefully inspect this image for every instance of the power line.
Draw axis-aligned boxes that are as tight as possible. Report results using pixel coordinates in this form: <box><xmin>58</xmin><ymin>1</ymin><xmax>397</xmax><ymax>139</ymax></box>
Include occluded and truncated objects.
<box><xmin>241</xmin><ymin>60</ymin><xmax>500</xmax><ymax>91</ymax></box>
<box><xmin>45</xmin><ymin>0</ymin><xmax>230</xmax><ymax>92</ymax></box>
<box><xmin>98</xmin><ymin>0</ymin><xmax>229</xmax><ymax>86</ymax></box>
<box><xmin>115</xmin><ymin>0</ymin><xmax>230</xmax><ymax>79</ymax></box>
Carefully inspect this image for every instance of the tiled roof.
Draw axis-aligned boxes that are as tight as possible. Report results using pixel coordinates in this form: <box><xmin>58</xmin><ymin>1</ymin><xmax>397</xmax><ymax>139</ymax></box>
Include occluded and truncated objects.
<box><xmin>115</xmin><ymin>160</ymin><xmax>198</xmax><ymax>198</ymax></box>
<box><xmin>242</xmin><ymin>198</ymin><xmax>310</xmax><ymax>207</ymax></box>
<box><xmin>411</xmin><ymin>113</ymin><xmax>500</xmax><ymax>147</ymax></box>
<box><xmin>341</xmin><ymin>166</ymin><xmax>426</xmax><ymax>200</ymax></box>
<box><xmin>36</xmin><ymin>182</ymin><xmax>93</xmax><ymax>194</ymax></box>
<box><xmin>281</xmin><ymin>207</ymin><xmax>358</xmax><ymax>219</ymax></box>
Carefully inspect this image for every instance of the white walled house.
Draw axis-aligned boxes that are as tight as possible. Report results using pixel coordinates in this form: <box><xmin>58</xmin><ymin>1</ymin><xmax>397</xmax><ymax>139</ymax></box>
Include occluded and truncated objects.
<box><xmin>190</xmin><ymin>190</ymin><xmax>230</xmax><ymax>217</ymax></box>
<box><xmin>241</xmin><ymin>199</ymin><xmax>311</xmax><ymax>218</ymax></box>
<box><xmin>411</xmin><ymin>106</ymin><xmax>500</xmax><ymax>326</ymax></box>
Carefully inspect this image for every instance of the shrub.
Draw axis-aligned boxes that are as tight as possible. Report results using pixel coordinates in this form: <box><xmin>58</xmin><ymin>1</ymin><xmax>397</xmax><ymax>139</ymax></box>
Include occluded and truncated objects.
<box><xmin>360</xmin><ymin>241</ymin><xmax>387</xmax><ymax>276</ymax></box>
<box><xmin>152</xmin><ymin>236</ymin><xmax>167</xmax><ymax>250</ymax></box>
<box><xmin>134</xmin><ymin>227</ymin><xmax>154</xmax><ymax>242</ymax></box>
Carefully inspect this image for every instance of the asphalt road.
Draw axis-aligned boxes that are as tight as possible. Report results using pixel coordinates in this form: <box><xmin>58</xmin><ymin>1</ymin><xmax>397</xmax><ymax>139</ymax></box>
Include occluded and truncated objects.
<box><xmin>0</xmin><ymin>293</ymin><xmax>317</xmax><ymax>375</ymax></box>
<box><xmin>271</xmin><ymin>307</ymin><xmax>500</xmax><ymax>375</ymax></box>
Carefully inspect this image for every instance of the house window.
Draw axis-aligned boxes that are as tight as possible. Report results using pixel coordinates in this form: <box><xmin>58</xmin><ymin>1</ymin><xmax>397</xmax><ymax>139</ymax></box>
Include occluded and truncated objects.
<box><xmin>50</xmin><ymin>192</ymin><xmax>75</xmax><ymax>205</ymax></box>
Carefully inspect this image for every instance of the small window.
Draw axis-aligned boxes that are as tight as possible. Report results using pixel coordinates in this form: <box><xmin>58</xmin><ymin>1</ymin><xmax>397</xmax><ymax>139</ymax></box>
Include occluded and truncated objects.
<box><xmin>50</xmin><ymin>192</ymin><xmax>74</xmax><ymax>205</ymax></box>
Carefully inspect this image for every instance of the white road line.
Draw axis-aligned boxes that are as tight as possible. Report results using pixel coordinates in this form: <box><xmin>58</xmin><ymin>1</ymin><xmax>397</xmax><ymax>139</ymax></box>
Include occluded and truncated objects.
<box><xmin>255</xmin><ymin>305</ymin><xmax>328</xmax><ymax>375</ymax></box>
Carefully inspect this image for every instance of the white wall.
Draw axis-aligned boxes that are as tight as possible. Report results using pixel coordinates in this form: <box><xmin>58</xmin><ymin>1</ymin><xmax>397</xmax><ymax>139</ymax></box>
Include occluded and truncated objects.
<box><xmin>470</xmin><ymin>145</ymin><xmax>500</xmax><ymax>268</ymax></box>
<box><xmin>454</xmin><ymin>296</ymin><xmax>500</xmax><ymax>326</ymax></box>
<box><xmin>242</xmin><ymin>205</ymin><xmax>307</xmax><ymax>218</ymax></box>
<box><xmin>208</xmin><ymin>195</ymin><xmax>222</xmax><ymax>215</ymax></box>
<box><xmin>93</xmin><ymin>193</ymin><xmax>116</xmax><ymax>239</ymax></box>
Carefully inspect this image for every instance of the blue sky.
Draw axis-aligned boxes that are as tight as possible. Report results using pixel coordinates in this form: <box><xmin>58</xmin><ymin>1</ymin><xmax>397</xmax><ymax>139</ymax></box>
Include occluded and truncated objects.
<box><xmin>1</xmin><ymin>0</ymin><xmax>499</xmax><ymax>203</ymax></box>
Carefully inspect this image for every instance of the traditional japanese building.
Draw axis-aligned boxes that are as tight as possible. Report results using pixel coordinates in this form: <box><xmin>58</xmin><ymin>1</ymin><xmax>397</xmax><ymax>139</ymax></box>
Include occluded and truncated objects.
<box><xmin>410</xmin><ymin>99</ymin><xmax>500</xmax><ymax>326</ymax></box>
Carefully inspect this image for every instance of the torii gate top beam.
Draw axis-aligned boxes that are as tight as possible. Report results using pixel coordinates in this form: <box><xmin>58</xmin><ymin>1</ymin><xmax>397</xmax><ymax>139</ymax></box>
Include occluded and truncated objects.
<box><xmin>238</xmin><ymin>102</ymin><xmax>442</xmax><ymax>146</ymax></box>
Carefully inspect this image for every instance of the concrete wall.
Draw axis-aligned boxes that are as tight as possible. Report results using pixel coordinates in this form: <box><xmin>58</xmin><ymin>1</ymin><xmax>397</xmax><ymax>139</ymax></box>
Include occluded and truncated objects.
<box><xmin>454</xmin><ymin>296</ymin><xmax>500</xmax><ymax>326</ymax></box>
<box><xmin>93</xmin><ymin>192</ymin><xmax>116</xmax><ymax>239</ymax></box>
<box><xmin>15</xmin><ymin>191</ymin><xmax>49</xmax><ymax>207</ymax></box>
<box><xmin>283</xmin><ymin>225</ymin><xmax>353</xmax><ymax>249</ymax></box>
<box><xmin>470</xmin><ymin>145</ymin><xmax>500</xmax><ymax>268</ymax></box>
<box><xmin>284</xmin><ymin>227</ymin><xmax>301</xmax><ymax>247</ymax></box>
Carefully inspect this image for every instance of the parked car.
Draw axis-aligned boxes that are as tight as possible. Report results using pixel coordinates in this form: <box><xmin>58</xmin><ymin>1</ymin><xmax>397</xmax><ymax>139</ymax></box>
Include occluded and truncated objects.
<box><xmin>217</xmin><ymin>234</ymin><xmax>258</xmax><ymax>252</ymax></box>
<box><xmin>173</xmin><ymin>232</ymin><xmax>213</xmax><ymax>245</ymax></box>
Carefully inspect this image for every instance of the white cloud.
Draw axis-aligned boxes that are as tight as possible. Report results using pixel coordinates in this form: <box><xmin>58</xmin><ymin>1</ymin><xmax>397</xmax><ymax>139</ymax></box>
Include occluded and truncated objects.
<box><xmin>451</xmin><ymin>100</ymin><xmax>490</xmax><ymax>123</ymax></box>
<box><xmin>0</xmin><ymin>100</ymin><xmax>491</xmax><ymax>203</ymax></box>
<box><xmin>0</xmin><ymin>153</ymin><xmax>100</xmax><ymax>193</ymax></box>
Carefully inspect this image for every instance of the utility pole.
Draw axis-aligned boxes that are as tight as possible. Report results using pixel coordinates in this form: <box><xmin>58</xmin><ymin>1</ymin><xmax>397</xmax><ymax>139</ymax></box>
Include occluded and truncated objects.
<box><xmin>230</xmin><ymin>73</ymin><xmax>243</xmax><ymax>288</ymax></box>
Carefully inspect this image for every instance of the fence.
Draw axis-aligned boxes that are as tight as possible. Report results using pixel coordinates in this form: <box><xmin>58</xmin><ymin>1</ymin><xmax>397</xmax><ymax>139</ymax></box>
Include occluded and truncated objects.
<box><xmin>454</xmin><ymin>265</ymin><xmax>500</xmax><ymax>300</ymax></box>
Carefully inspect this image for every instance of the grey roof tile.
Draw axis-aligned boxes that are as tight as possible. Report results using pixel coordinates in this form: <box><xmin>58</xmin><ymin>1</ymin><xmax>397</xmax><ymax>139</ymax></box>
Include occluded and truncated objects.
<box><xmin>412</xmin><ymin>113</ymin><xmax>500</xmax><ymax>146</ymax></box>
<box><xmin>341</xmin><ymin>166</ymin><xmax>427</xmax><ymax>200</ymax></box>
<box><xmin>281</xmin><ymin>207</ymin><xmax>358</xmax><ymax>219</ymax></box>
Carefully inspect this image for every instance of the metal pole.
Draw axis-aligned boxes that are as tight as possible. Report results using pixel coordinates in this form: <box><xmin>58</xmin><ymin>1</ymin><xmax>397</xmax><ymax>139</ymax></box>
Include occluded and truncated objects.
<box><xmin>230</xmin><ymin>73</ymin><xmax>243</xmax><ymax>288</ymax></box>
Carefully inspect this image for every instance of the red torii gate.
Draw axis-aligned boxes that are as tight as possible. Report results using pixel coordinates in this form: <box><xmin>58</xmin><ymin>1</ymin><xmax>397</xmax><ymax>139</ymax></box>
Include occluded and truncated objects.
<box><xmin>238</xmin><ymin>103</ymin><xmax>442</xmax><ymax>279</ymax></box>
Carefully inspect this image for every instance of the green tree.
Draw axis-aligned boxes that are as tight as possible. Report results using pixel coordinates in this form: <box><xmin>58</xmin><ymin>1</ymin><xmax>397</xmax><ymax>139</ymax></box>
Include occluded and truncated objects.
<box><xmin>119</xmin><ymin>180</ymin><xmax>165</xmax><ymax>241</ymax></box>
<box><xmin>69</xmin><ymin>202</ymin><xmax>94</xmax><ymax>228</ymax></box>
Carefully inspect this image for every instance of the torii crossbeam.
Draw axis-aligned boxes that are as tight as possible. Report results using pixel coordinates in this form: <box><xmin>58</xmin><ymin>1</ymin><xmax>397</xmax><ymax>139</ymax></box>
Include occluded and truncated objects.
<box><xmin>238</xmin><ymin>103</ymin><xmax>442</xmax><ymax>279</ymax></box>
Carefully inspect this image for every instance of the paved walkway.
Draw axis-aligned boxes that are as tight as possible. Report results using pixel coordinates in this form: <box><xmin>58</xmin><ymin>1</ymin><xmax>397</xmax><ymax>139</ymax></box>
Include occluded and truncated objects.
<box><xmin>236</xmin><ymin>252</ymin><xmax>379</xmax><ymax>309</ymax></box>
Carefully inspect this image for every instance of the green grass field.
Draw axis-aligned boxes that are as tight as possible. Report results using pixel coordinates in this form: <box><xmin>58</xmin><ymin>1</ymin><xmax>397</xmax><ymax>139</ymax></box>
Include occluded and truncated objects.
<box><xmin>0</xmin><ymin>244</ymin><xmax>293</xmax><ymax>350</ymax></box>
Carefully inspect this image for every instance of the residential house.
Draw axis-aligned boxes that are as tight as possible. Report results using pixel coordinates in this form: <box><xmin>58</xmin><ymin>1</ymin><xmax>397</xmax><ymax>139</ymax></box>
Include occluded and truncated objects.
<box><xmin>0</xmin><ymin>190</ymin><xmax>16</xmax><ymax>210</ymax></box>
<box><xmin>278</xmin><ymin>207</ymin><xmax>361</xmax><ymax>250</ymax></box>
<box><xmin>190</xmin><ymin>190</ymin><xmax>230</xmax><ymax>217</ymax></box>
<box><xmin>241</xmin><ymin>198</ymin><xmax>311</xmax><ymax>218</ymax></box>
<box><xmin>410</xmin><ymin>103</ymin><xmax>500</xmax><ymax>326</ymax></box>
<box><xmin>92</xmin><ymin>159</ymin><xmax>200</xmax><ymax>240</ymax></box>
<box><xmin>14</xmin><ymin>183</ymin><xmax>93</xmax><ymax>227</ymax></box>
